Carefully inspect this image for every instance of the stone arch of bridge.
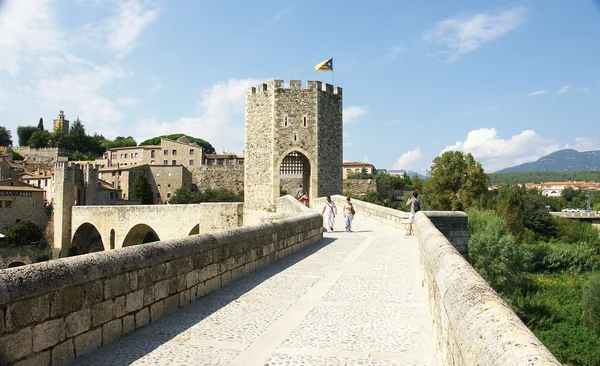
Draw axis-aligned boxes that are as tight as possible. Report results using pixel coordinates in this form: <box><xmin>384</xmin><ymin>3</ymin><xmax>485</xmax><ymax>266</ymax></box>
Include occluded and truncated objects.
<box><xmin>188</xmin><ymin>224</ymin><xmax>200</xmax><ymax>236</ymax></box>
<box><xmin>122</xmin><ymin>223</ymin><xmax>161</xmax><ymax>248</ymax></box>
<box><xmin>7</xmin><ymin>261</ymin><xmax>26</xmax><ymax>268</ymax></box>
<box><xmin>71</xmin><ymin>222</ymin><xmax>106</xmax><ymax>254</ymax></box>
<box><xmin>277</xmin><ymin>147</ymin><xmax>315</xmax><ymax>205</ymax></box>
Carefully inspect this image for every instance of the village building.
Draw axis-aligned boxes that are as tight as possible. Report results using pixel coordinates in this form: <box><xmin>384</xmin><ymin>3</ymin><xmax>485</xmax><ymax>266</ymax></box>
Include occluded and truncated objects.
<box><xmin>526</xmin><ymin>181</ymin><xmax>600</xmax><ymax>197</ymax></box>
<box><xmin>342</xmin><ymin>162</ymin><xmax>377</xmax><ymax>179</ymax></box>
<box><xmin>0</xmin><ymin>180</ymin><xmax>47</xmax><ymax>232</ymax></box>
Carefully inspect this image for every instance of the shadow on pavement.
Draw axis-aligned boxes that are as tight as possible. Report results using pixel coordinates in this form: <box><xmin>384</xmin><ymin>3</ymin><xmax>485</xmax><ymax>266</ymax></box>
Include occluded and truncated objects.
<box><xmin>75</xmin><ymin>236</ymin><xmax>338</xmax><ymax>365</ymax></box>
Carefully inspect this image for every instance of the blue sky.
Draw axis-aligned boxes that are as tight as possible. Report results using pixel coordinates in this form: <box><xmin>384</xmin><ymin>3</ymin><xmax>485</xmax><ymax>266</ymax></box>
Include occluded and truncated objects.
<box><xmin>1</xmin><ymin>0</ymin><xmax>599</xmax><ymax>173</ymax></box>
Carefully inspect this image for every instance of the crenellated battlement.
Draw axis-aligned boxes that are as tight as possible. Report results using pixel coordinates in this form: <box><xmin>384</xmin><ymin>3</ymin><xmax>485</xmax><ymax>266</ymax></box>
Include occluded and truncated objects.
<box><xmin>248</xmin><ymin>80</ymin><xmax>342</xmax><ymax>96</ymax></box>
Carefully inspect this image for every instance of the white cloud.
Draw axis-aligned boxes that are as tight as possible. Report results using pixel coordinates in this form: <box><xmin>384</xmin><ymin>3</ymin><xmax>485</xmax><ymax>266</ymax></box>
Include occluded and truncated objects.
<box><xmin>107</xmin><ymin>0</ymin><xmax>159</xmax><ymax>56</ymax></box>
<box><xmin>442</xmin><ymin>128</ymin><xmax>560</xmax><ymax>172</ymax></box>
<box><xmin>0</xmin><ymin>0</ymin><xmax>62</xmax><ymax>75</ymax></box>
<box><xmin>564</xmin><ymin>137</ymin><xmax>600</xmax><ymax>152</ymax></box>
<box><xmin>556</xmin><ymin>85</ymin><xmax>569</xmax><ymax>94</ymax></box>
<box><xmin>34</xmin><ymin>63</ymin><xmax>127</xmax><ymax>129</ymax></box>
<box><xmin>343</xmin><ymin>106</ymin><xmax>367</xmax><ymax>124</ymax></box>
<box><xmin>423</xmin><ymin>7</ymin><xmax>526</xmax><ymax>62</ymax></box>
<box><xmin>393</xmin><ymin>148</ymin><xmax>423</xmax><ymax>171</ymax></box>
<box><xmin>134</xmin><ymin>78</ymin><xmax>264</xmax><ymax>154</ymax></box>
<box><xmin>148</xmin><ymin>77</ymin><xmax>163</xmax><ymax>94</ymax></box>
<box><xmin>577</xmin><ymin>87</ymin><xmax>591</xmax><ymax>92</ymax></box>
<box><xmin>381</xmin><ymin>43</ymin><xmax>406</xmax><ymax>63</ymax></box>
<box><xmin>116</xmin><ymin>97</ymin><xmax>139</xmax><ymax>107</ymax></box>
<box><xmin>273</xmin><ymin>4</ymin><xmax>296</xmax><ymax>21</ymax></box>
<box><xmin>528</xmin><ymin>90</ymin><xmax>546</xmax><ymax>96</ymax></box>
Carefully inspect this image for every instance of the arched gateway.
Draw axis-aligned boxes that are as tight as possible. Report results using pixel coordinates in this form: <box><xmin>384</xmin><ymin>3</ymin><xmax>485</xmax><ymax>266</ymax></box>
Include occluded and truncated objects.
<box><xmin>244</xmin><ymin>80</ymin><xmax>343</xmax><ymax>217</ymax></box>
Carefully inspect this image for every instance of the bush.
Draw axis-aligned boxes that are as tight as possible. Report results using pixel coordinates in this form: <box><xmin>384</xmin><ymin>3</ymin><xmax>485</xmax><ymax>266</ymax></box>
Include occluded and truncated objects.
<box><xmin>524</xmin><ymin>242</ymin><xmax>599</xmax><ymax>273</ymax></box>
<box><xmin>554</xmin><ymin>217</ymin><xmax>600</xmax><ymax>249</ymax></box>
<box><xmin>169</xmin><ymin>187</ymin><xmax>243</xmax><ymax>204</ymax></box>
<box><xmin>4</xmin><ymin>220</ymin><xmax>43</xmax><ymax>245</ymax></box>
<box><xmin>468</xmin><ymin>209</ymin><xmax>527</xmax><ymax>295</ymax></box>
<box><xmin>582</xmin><ymin>274</ymin><xmax>600</xmax><ymax>332</ymax></box>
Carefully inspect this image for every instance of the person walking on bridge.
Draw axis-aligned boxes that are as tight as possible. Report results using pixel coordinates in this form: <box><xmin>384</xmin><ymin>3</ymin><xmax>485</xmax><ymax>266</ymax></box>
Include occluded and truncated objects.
<box><xmin>321</xmin><ymin>196</ymin><xmax>337</xmax><ymax>232</ymax></box>
<box><xmin>344</xmin><ymin>197</ymin><xmax>355</xmax><ymax>232</ymax></box>
<box><xmin>405</xmin><ymin>190</ymin><xmax>420</xmax><ymax>236</ymax></box>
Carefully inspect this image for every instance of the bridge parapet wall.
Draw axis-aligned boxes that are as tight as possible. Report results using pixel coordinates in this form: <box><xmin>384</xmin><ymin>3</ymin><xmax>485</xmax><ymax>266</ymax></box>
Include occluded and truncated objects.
<box><xmin>414</xmin><ymin>212</ymin><xmax>560</xmax><ymax>365</ymax></box>
<box><xmin>313</xmin><ymin>194</ymin><xmax>407</xmax><ymax>230</ymax></box>
<box><xmin>0</xmin><ymin>212</ymin><xmax>323</xmax><ymax>365</ymax></box>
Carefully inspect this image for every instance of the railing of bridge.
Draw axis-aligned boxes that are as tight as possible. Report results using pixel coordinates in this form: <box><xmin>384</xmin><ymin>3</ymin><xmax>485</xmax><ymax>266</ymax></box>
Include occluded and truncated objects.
<box><xmin>313</xmin><ymin>195</ymin><xmax>560</xmax><ymax>365</ymax></box>
<box><xmin>0</xmin><ymin>211</ymin><xmax>323</xmax><ymax>365</ymax></box>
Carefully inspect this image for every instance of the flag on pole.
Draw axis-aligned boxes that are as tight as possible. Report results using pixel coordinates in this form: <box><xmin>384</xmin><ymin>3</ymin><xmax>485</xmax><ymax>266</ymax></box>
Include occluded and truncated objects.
<box><xmin>314</xmin><ymin>57</ymin><xmax>333</xmax><ymax>72</ymax></box>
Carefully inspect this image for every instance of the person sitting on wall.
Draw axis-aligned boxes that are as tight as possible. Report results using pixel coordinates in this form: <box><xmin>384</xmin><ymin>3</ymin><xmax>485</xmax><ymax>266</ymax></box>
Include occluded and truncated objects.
<box><xmin>296</xmin><ymin>184</ymin><xmax>304</xmax><ymax>200</ymax></box>
<box><xmin>299</xmin><ymin>192</ymin><xmax>309</xmax><ymax>207</ymax></box>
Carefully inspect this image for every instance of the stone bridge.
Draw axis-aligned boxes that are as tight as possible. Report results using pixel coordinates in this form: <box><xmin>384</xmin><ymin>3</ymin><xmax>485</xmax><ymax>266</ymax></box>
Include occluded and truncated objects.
<box><xmin>550</xmin><ymin>211</ymin><xmax>600</xmax><ymax>230</ymax></box>
<box><xmin>0</xmin><ymin>196</ymin><xmax>559</xmax><ymax>365</ymax></box>
<box><xmin>70</xmin><ymin>203</ymin><xmax>243</xmax><ymax>252</ymax></box>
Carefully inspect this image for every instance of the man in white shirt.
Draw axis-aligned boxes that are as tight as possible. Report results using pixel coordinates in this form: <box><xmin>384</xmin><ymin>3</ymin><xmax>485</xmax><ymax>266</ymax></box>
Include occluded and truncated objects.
<box><xmin>321</xmin><ymin>195</ymin><xmax>337</xmax><ymax>232</ymax></box>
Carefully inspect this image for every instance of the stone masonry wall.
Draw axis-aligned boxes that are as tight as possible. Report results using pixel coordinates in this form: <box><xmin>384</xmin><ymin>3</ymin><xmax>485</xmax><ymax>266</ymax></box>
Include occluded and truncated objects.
<box><xmin>316</xmin><ymin>82</ymin><xmax>343</xmax><ymax>197</ymax></box>
<box><xmin>190</xmin><ymin>165</ymin><xmax>244</xmax><ymax>193</ymax></box>
<box><xmin>0</xmin><ymin>246</ymin><xmax>52</xmax><ymax>269</ymax></box>
<box><xmin>0</xmin><ymin>212</ymin><xmax>323</xmax><ymax>365</ymax></box>
<box><xmin>342</xmin><ymin>179</ymin><xmax>377</xmax><ymax>196</ymax></box>
<box><xmin>413</xmin><ymin>212</ymin><xmax>560</xmax><ymax>365</ymax></box>
<box><xmin>422</xmin><ymin>212</ymin><xmax>468</xmax><ymax>260</ymax></box>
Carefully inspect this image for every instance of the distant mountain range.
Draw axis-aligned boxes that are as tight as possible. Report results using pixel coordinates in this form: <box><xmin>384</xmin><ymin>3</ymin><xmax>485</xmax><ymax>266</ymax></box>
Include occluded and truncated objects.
<box><xmin>496</xmin><ymin>149</ymin><xmax>600</xmax><ymax>173</ymax></box>
<box><xmin>387</xmin><ymin>169</ymin><xmax>429</xmax><ymax>179</ymax></box>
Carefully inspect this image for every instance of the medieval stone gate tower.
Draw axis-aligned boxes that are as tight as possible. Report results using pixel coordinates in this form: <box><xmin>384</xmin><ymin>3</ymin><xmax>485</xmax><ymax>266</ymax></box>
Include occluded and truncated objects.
<box><xmin>244</xmin><ymin>80</ymin><xmax>343</xmax><ymax>214</ymax></box>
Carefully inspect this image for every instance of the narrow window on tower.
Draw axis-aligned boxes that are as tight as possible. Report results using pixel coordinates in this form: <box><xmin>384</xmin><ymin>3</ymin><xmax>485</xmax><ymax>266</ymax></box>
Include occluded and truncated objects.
<box><xmin>294</xmin><ymin>133</ymin><xmax>297</xmax><ymax>141</ymax></box>
<box><xmin>284</xmin><ymin>116</ymin><xmax>288</xmax><ymax>127</ymax></box>
<box><xmin>303</xmin><ymin>116</ymin><xmax>307</xmax><ymax>127</ymax></box>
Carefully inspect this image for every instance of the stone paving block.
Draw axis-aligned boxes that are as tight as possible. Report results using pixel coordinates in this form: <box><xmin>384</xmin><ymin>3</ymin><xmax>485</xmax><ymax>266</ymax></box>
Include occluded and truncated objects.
<box><xmin>122</xmin><ymin>314</ymin><xmax>135</xmax><ymax>336</ymax></box>
<box><xmin>51</xmin><ymin>340</ymin><xmax>75</xmax><ymax>365</ymax></box>
<box><xmin>135</xmin><ymin>308</ymin><xmax>150</xmax><ymax>329</ymax></box>
<box><xmin>74</xmin><ymin>327</ymin><xmax>102</xmax><ymax>359</ymax></box>
<box><xmin>13</xmin><ymin>350</ymin><xmax>50</xmax><ymax>366</ymax></box>
<box><xmin>126</xmin><ymin>290</ymin><xmax>144</xmax><ymax>314</ymax></box>
<box><xmin>0</xmin><ymin>326</ymin><xmax>32</xmax><ymax>364</ymax></box>
<box><xmin>113</xmin><ymin>295</ymin><xmax>126</xmax><ymax>318</ymax></box>
<box><xmin>104</xmin><ymin>273</ymin><xmax>130</xmax><ymax>299</ymax></box>
<box><xmin>91</xmin><ymin>300</ymin><xmax>113</xmax><ymax>327</ymax></box>
<box><xmin>102</xmin><ymin>319</ymin><xmax>122</xmax><ymax>346</ymax></box>
<box><xmin>33</xmin><ymin>318</ymin><xmax>65</xmax><ymax>352</ymax></box>
<box><xmin>50</xmin><ymin>285</ymin><xmax>84</xmax><ymax>317</ymax></box>
<box><xmin>65</xmin><ymin>308</ymin><xmax>91</xmax><ymax>338</ymax></box>
<box><xmin>6</xmin><ymin>295</ymin><xmax>49</xmax><ymax>332</ymax></box>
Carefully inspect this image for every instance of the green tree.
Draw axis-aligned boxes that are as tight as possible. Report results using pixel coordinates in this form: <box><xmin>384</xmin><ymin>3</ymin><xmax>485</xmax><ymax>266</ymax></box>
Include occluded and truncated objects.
<box><xmin>73</xmin><ymin>151</ymin><xmax>90</xmax><ymax>161</ymax></box>
<box><xmin>168</xmin><ymin>187</ymin><xmax>243</xmax><ymax>204</ymax></box>
<box><xmin>496</xmin><ymin>186</ymin><xmax>525</xmax><ymax>242</ymax></box>
<box><xmin>424</xmin><ymin>151</ymin><xmax>489</xmax><ymax>211</ymax></box>
<box><xmin>468</xmin><ymin>209</ymin><xmax>526</xmax><ymax>295</ymax></box>
<box><xmin>130</xmin><ymin>171</ymin><xmax>154</xmax><ymax>204</ymax></box>
<box><xmin>37</xmin><ymin>118</ymin><xmax>44</xmax><ymax>131</ymax></box>
<box><xmin>523</xmin><ymin>193</ymin><xmax>556</xmax><ymax>240</ymax></box>
<box><xmin>410</xmin><ymin>174</ymin><xmax>423</xmax><ymax>192</ymax></box>
<box><xmin>69</xmin><ymin>117</ymin><xmax>88</xmax><ymax>153</ymax></box>
<box><xmin>376</xmin><ymin>172</ymin><xmax>406</xmax><ymax>200</ymax></box>
<box><xmin>27</xmin><ymin>130</ymin><xmax>51</xmax><ymax>148</ymax></box>
<box><xmin>4</xmin><ymin>220</ymin><xmax>43</xmax><ymax>245</ymax></box>
<box><xmin>102</xmin><ymin>136</ymin><xmax>137</xmax><ymax>149</ymax></box>
<box><xmin>0</xmin><ymin>126</ymin><xmax>12</xmax><ymax>146</ymax></box>
<box><xmin>582</xmin><ymin>274</ymin><xmax>600</xmax><ymax>332</ymax></box>
<box><xmin>16</xmin><ymin>126</ymin><xmax>39</xmax><ymax>146</ymax></box>
<box><xmin>49</xmin><ymin>130</ymin><xmax>74</xmax><ymax>150</ymax></box>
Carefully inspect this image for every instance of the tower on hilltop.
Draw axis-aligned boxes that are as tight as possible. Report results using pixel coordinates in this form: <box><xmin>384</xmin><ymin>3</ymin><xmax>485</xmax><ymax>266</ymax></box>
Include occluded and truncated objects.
<box><xmin>244</xmin><ymin>80</ymin><xmax>343</xmax><ymax>214</ymax></box>
<box><xmin>53</xmin><ymin>110</ymin><xmax>70</xmax><ymax>134</ymax></box>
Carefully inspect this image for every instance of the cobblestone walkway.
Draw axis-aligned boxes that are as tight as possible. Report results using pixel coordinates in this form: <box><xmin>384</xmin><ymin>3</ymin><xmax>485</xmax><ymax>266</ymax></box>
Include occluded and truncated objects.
<box><xmin>76</xmin><ymin>215</ymin><xmax>439</xmax><ymax>366</ymax></box>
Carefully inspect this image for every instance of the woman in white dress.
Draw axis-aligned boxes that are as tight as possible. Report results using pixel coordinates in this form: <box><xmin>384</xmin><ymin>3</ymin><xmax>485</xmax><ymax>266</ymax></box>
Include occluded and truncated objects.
<box><xmin>321</xmin><ymin>196</ymin><xmax>337</xmax><ymax>232</ymax></box>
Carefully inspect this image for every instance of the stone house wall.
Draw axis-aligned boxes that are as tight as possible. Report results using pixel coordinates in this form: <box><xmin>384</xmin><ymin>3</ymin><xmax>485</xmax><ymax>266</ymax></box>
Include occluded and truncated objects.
<box><xmin>189</xmin><ymin>165</ymin><xmax>244</xmax><ymax>193</ymax></box>
<box><xmin>0</xmin><ymin>212</ymin><xmax>323</xmax><ymax>365</ymax></box>
<box><xmin>0</xmin><ymin>190</ymin><xmax>48</xmax><ymax>232</ymax></box>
